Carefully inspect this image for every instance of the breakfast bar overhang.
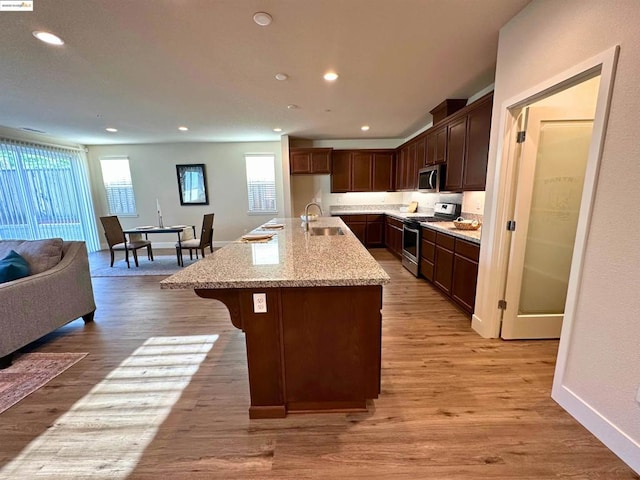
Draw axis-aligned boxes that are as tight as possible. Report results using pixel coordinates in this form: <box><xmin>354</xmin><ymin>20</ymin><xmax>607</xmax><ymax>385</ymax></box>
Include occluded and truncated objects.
<box><xmin>161</xmin><ymin>217</ymin><xmax>390</xmax><ymax>418</ymax></box>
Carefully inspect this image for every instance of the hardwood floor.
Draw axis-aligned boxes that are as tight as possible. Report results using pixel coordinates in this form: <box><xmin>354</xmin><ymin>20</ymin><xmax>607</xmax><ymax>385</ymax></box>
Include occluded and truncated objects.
<box><xmin>0</xmin><ymin>249</ymin><xmax>636</xmax><ymax>479</ymax></box>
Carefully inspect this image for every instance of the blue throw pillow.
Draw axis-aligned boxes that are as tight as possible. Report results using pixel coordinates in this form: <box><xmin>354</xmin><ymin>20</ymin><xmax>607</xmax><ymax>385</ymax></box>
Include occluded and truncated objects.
<box><xmin>0</xmin><ymin>250</ymin><xmax>31</xmax><ymax>284</ymax></box>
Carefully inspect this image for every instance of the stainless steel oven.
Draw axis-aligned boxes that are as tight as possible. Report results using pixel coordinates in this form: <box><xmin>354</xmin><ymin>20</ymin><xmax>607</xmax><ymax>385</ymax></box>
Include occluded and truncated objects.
<box><xmin>401</xmin><ymin>219</ymin><xmax>421</xmax><ymax>276</ymax></box>
<box><xmin>401</xmin><ymin>202</ymin><xmax>462</xmax><ymax>277</ymax></box>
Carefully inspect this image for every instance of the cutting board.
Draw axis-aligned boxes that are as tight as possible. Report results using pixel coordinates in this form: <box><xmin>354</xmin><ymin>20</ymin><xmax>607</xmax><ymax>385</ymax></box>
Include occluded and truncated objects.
<box><xmin>407</xmin><ymin>201</ymin><xmax>418</xmax><ymax>213</ymax></box>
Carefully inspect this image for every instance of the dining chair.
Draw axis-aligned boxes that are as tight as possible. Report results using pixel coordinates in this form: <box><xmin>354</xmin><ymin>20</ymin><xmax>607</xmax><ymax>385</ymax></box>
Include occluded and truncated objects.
<box><xmin>176</xmin><ymin>213</ymin><xmax>214</xmax><ymax>266</ymax></box>
<box><xmin>100</xmin><ymin>216</ymin><xmax>154</xmax><ymax>268</ymax></box>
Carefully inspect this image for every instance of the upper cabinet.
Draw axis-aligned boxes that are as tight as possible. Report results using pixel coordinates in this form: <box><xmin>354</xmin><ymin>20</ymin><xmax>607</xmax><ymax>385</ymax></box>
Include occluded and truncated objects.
<box><xmin>289</xmin><ymin>148</ymin><xmax>332</xmax><ymax>174</ymax></box>
<box><xmin>444</xmin><ymin>93</ymin><xmax>493</xmax><ymax>192</ymax></box>
<box><xmin>331</xmin><ymin>150</ymin><xmax>395</xmax><ymax>193</ymax></box>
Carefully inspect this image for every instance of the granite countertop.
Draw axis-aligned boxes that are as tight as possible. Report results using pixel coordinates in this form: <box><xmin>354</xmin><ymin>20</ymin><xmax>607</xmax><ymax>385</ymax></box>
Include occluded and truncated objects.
<box><xmin>160</xmin><ymin>217</ymin><xmax>391</xmax><ymax>290</ymax></box>
<box><xmin>330</xmin><ymin>206</ymin><xmax>481</xmax><ymax>244</ymax></box>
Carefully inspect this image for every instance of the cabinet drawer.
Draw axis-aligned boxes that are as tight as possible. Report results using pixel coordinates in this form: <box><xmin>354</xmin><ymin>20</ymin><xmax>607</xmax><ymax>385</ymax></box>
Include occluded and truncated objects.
<box><xmin>367</xmin><ymin>214</ymin><xmax>384</xmax><ymax>223</ymax></box>
<box><xmin>455</xmin><ymin>238</ymin><xmax>480</xmax><ymax>262</ymax></box>
<box><xmin>386</xmin><ymin>216</ymin><xmax>403</xmax><ymax>229</ymax></box>
<box><xmin>421</xmin><ymin>239</ymin><xmax>435</xmax><ymax>261</ymax></box>
<box><xmin>341</xmin><ymin>214</ymin><xmax>368</xmax><ymax>223</ymax></box>
<box><xmin>420</xmin><ymin>258</ymin><xmax>434</xmax><ymax>282</ymax></box>
<box><xmin>421</xmin><ymin>227</ymin><xmax>436</xmax><ymax>242</ymax></box>
<box><xmin>435</xmin><ymin>232</ymin><xmax>455</xmax><ymax>250</ymax></box>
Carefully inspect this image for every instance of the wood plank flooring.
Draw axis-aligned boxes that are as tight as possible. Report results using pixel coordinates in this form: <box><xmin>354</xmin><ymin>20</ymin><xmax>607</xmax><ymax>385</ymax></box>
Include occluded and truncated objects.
<box><xmin>0</xmin><ymin>249</ymin><xmax>637</xmax><ymax>479</ymax></box>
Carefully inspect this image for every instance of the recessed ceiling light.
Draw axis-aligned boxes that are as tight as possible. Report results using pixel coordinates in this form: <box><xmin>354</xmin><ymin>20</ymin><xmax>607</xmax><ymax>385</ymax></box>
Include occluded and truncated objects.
<box><xmin>287</xmin><ymin>104</ymin><xmax>299</xmax><ymax>110</ymax></box>
<box><xmin>323</xmin><ymin>72</ymin><xmax>339</xmax><ymax>82</ymax></box>
<box><xmin>273</xmin><ymin>127</ymin><xmax>282</xmax><ymax>132</ymax></box>
<box><xmin>105</xmin><ymin>127</ymin><xmax>118</xmax><ymax>133</ymax></box>
<box><xmin>275</xmin><ymin>73</ymin><xmax>288</xmax><ymax>81</ymax></box>
<box><xmin>178</xmin><ymin>126</ymin><xmax>189</xmax><ymax>131</ymax></box>
<box><xmin>361</xmin><ymin>125</ymin><xmax>370</xmax><ymax>131</ymax></box>
<box><xmin>253</xmin><ymin>12</ymin><xmax>272</xmax><ymax>26</ymax></box>
<box><xmin>32</xmin><ymin>31</ymin><xmax>64</xmax><ymax>46</ymax></box>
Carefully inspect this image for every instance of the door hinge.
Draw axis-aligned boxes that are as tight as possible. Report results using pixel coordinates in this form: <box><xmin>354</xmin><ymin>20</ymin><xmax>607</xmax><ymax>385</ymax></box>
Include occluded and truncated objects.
<box><xmin>516</xmin><ymin>131</ymin><xmax>526</xmax><ymax>143</ymax></box>
<box><xmin>498</xmin><ymin>299</ymin><xmax>507</xmax><ymax>310</ymax></box>
<box><xmin>506</xmin><ymin>220</ymin><xmax>516</xmax><ymax>231</ymax></box>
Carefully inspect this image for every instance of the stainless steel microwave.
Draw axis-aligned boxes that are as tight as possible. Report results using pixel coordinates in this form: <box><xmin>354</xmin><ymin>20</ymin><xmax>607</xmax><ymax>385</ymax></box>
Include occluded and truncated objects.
<box><xmin>418</xmin><ymin>165</ymin><xmax>442</xmax><ymax>193</ymax></box>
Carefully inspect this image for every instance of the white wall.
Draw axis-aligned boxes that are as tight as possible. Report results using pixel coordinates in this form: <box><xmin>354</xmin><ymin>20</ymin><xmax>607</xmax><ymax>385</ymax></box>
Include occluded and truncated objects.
<box><xmin>87</xmin><ymin>141</ymin><xmax>283</xmax><ymax>247</ymax></box>
<box><xmin>476</xmin><ymin>0</ymin><xmax>640</xmax><ymax>471</ymax></box>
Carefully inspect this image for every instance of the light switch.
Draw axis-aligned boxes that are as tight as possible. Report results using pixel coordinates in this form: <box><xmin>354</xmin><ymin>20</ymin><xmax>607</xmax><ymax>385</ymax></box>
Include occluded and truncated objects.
<box><xmin>253</xmin><ymin>293</ymin><xmax>267</xmax><ymax>313</ymax></box>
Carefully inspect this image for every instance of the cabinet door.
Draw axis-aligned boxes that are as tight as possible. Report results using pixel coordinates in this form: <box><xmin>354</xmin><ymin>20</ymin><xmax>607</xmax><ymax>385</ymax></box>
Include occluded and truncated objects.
<box><xmin>290</xmin><ymin>151</ymin><xmax>311</xmax><ymax>174</ymax></box>
<box><xmin>434</xmin><ymin>244</ymin><xmax>454</xmax><ymax>295</ymax></box>
<box><xmin>372</xmin><ymin>152</ymin><xmax>395</xmax><ymax>191</ymax></box>
<box><xmin>310</xmin><ymin>150</ymin><xmax>332</xmax><ymax>174</ymax></box>
<box><xmin>407</xmin><ymin>142</ymin><xmax>419</xmax><ymax>190</ymax></box>
<box><xmin>350</xmin><ymin>223</ymin><xmax>367</xmax><ymax>244</ymax></box>
<box><xmin>366</xmin><ymin>221</ymin><xmax>384</xmax><ymax>247</ymax></box>
<box><xmin>395</xmin><ymin>147</ymin><xmax>406</xmax><ymax>190</ymax></box>
<box><xmin>352</xmin><ymin>152</ymin><xmax>372</xmax><ymax>191</ymax></box>
<box><xmin>393</xmin><ymin>226</ymin><xmax>403</xmax><ymax>256</ymax></box>
<box><xmin>463</xmin><ymin>97</ymin><xmax>492</xmax><ymax>190</ymax></box>
<box><xmin>445</xmin><ymin>116</ymin><xmax>467</xmax><ymax>192</ymax></box>
<box><xmin>416</xmin><ymin>136</ymin><xmax>427</xmax><ymax>169</ymax></box>
<box><xmin>452</xmin><ymin>254</ymin><xmax>479</xmax><ymax>314</ymax></box>
<box><xmin>435</xmin><ymin>126</ymin><xmax>448</xmax><ymax>165</ymax></box>
<box><xmin>331</xmin><ymin>151</ymin><xmax>351</xmax><ymax>192</ymax></box>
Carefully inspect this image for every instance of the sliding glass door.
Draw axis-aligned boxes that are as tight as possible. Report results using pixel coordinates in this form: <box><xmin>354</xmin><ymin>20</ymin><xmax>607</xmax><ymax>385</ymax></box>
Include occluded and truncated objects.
<box><xmin>0</xmin><ymin>139</ymin><xmax>99</xmax><ymax>251</ymax></box>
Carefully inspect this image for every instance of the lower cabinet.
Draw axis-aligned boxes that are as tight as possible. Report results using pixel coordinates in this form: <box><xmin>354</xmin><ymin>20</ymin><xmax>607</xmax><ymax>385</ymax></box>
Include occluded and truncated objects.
<box><xmin>384</xmin><ymin>216</ymin><xmax>403</xmax><ymax>257</ymax></box>
<box><xmin>420</xmin><ymin>226</ymin><xmax>480</xmax><ymax>315</ymax></box>
<box><xmin>338</xmin><ymin>214</ymin><xmax>385</xmax><ymax>247</ymax></box>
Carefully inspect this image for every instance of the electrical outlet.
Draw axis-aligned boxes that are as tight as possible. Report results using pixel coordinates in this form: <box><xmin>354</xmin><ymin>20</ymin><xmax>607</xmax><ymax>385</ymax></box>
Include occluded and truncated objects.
<box><xmin>253</xmin><ymin>293</ymin><xmax>267</xmax><ymax>313</ymax></box>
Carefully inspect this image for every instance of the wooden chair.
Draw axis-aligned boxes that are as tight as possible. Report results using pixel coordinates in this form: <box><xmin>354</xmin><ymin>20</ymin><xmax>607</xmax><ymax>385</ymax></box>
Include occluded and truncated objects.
<box><xmin>176</xmin><ymin>213</ymin><xmax>214</xmax><ymax>266</ymax></box>
<box><xmin>100</xmin><ymin>215</ymin><xmax>154</xmax><ymax>268</ymax></box>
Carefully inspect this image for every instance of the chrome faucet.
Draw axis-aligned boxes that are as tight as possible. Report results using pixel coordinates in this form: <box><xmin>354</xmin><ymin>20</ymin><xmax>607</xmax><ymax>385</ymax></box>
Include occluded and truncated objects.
<box><xmin>304</xmin><ymin>202</ymin><xmax>323</xmax><ymax>231</ymax></box>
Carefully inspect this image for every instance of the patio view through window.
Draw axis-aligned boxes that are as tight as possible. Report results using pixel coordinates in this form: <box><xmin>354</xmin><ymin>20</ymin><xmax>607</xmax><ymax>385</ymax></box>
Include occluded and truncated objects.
<box><xmin>100</xmin><ymin>156</ymin><xmax>137</xmax><ymax>216</ymax></box>
<box><xmin>0</xmin><ymin>139</ymin><xmax>99</xmax><ymax>250</ymax></box>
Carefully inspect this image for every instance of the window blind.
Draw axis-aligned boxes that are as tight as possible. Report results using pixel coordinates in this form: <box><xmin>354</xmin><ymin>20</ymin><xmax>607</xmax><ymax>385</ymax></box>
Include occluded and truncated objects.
<box><xmin>0</xmin><ymin>138</ymin><xmax>100</xmax><ymax>251</ymax></box>
<box><xmin>245</xmin><ymin>154</ymin><xmax>277</xmax><ymax>213</ymax></box>
<box><xmin>99</xmin><ymin>157</ymin><xmax>137</xmax><ymax>215</ymax></box>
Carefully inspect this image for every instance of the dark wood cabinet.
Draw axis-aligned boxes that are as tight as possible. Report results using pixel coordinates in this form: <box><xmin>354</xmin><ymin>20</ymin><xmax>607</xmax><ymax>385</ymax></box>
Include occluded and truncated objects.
<box><xmin>434</xmin><ymin>232</ymin><xmax>455</xmax><ymax>295</ymax></box>
<box><xmin>366</xmin><ymin>214</ymin><xmax>385</xmax><ymax>247</ymax></box>
<box><xmin>421</xmin><ymin>226</ymin><xmax>481</xmax><ymax>315</ymax></box>
<box><xmin>416</xmin><ymin>137</ymin><xmax>426</xmax><ymax>169</ymax></box>
<box><xmin>426</xmin><ymin>125</ymin><xmax>448</xmax><ymax>166</ymax></box>
<box><xmin>290</xmin><ymin>148</ymin><xmax>332</xmax><ymax>174</ymax></box>
<box><xmin>463</xmin><ymin>95</ymin><xmax>492</xmax><ymax>190</ymax></box>
<box><xmin>372</xmin><ymin>152</ymin><xmax>395</xmax><ymax>191</ymax></box>
<box><xmin>330</xmin><ymin>151</ymin><xmax>351</xmax><ymax>192</ymax></box>
<box><xmin>444</xmin><ymin>116</ymin><xmax>468</xmax><ymax>191</ymax></box>
<box><xmin>420</xmin><ymin>227</ymin><xmax>436</xmax><ymax>282</ymax></box>
<box><xmin>384</xmin><ymin>216</ymin><xmax>403</xmax><ymax>257</ymax></box>
<box><xmin>452</xmin><ymin>239</ymin><xmax>480</xmax><ymax>313</ymax></box>
<box><xmin>352</xmin><ymin>152</ymin><xmax>373</xmax><ymax>192</ymax></box>
<box><xmin>331</xmin><ymin>150</ymin><xmax>395</xmax><ymax>193</ymax></box>
<box><xmin>338</xmin><ymin>214</ymin><xmax>384</xmax><ymax>247</ymax></box>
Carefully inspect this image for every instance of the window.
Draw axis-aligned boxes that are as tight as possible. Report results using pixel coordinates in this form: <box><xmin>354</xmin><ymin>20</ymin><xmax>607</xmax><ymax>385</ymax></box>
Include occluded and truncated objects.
<box><xmin>0</xmin><ymin>138</ymin><xmax>100</xmax><ymax>251</ymax></box>
<box><xmin>245</xmin><ymin>154</ymin><xmax>277</xmax><ymax>214</ymax></box>
<box><xmin>100</xmin><ymin>156</ymin><xmax>137</xmax><ymax>215</ymax></box>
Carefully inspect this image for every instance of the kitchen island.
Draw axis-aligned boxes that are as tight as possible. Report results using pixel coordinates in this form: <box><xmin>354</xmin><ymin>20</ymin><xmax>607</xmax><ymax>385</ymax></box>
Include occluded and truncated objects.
<box><xmin>161</xmin><ymin>217</ymin><xmax>390</xmax><ymax>418</ymax></box>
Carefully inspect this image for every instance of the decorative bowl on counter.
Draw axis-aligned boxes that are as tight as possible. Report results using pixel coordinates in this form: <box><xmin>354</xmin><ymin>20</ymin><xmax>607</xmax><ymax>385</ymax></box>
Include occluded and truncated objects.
<box><xmin>453</xmin><ymin>217</ymin><xmax>481</xmax><ymax>230</ymax></box>
<box><xmin>300</xmin><ymin>213</ymin><xmax>318</xmax><ymax>222</ymax></box>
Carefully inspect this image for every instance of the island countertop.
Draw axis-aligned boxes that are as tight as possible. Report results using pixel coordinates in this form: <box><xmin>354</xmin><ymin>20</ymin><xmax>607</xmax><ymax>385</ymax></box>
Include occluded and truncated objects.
<box><xmin>160</xmin><ymin>217</ymin><xmax>390</xmax><ymax>290</ymax></box>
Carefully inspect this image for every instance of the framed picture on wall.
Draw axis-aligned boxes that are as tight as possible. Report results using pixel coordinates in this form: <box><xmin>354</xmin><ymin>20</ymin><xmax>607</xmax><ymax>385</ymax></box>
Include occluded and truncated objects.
<box><xmin>176</xmin><ymin>164</ymin><xmax>209</xmax><ymax>205</ymax></box>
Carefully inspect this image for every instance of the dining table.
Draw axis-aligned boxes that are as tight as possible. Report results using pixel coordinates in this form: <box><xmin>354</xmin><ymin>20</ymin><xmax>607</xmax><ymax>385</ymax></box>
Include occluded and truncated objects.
<box><xmin>123</xmin><ymin>225</ymin><xmax>196</xmax><ymax>266</ymax></box>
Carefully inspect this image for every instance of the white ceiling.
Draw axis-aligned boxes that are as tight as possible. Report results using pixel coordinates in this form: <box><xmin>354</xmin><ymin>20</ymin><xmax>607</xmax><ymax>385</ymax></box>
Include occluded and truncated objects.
<box><xmin>0</xmin><ymin>0</ymin><xmax>530</xmax><ymax>146</ymax></box>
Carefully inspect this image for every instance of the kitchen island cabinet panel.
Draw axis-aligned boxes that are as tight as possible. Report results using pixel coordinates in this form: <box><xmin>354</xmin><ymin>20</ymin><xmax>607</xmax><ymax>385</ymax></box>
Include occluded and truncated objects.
<box><xmin>281</xmin><ymin>286</ymin><xmax>382</xmax><ymax>410</ymax></box>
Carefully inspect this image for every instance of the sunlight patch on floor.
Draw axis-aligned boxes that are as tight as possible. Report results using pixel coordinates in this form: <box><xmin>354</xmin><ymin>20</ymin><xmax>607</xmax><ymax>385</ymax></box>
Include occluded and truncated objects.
<box><xmin>0</xmin><ymin>334</ymin><xmax>219</xmax><ymax>479</ymax></box>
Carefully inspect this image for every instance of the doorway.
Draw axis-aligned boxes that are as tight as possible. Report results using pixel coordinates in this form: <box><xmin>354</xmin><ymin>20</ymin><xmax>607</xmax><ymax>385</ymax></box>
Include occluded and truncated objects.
<box><xmin>500</xmin><ymin>77</ymin><xmax>600</xmax><ymax>339</ymax></box>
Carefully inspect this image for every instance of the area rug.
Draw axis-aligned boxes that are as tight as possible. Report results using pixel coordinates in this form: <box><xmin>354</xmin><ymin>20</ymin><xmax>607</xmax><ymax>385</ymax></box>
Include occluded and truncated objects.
<box><xmin>90</xmin><ymin>255</ymin><xmax>189</xmax><ymax>277</ymax></box>
<box><xmin>0</xmin><ymin>352</ymin><xmax>87</xmax><ymax>414</ymax></box>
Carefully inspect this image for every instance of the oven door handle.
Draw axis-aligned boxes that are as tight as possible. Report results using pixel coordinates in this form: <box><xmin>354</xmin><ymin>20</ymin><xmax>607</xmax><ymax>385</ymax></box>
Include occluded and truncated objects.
<box><xmin>404</xmin><ymin>225</ymin><xmax>419</xmax><ymax>234</ymax></box>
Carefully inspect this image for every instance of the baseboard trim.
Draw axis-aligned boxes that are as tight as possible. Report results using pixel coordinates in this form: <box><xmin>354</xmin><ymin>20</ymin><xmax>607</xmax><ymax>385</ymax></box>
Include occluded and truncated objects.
<box><xmin>552</xmin><ymin>383</ymin><xmax>640</xmax><ymax>474</ymax></box>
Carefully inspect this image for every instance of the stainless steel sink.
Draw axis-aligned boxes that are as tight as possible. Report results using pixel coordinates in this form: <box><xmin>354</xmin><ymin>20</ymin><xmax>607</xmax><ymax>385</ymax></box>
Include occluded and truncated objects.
<box><xmin>309</xmin><ymin>226</ymin><xmax>344</xmax><ymax>236</ymax></box>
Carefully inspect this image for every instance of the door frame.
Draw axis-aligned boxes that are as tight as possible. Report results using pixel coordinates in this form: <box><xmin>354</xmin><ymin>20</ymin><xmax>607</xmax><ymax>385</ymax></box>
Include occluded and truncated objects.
<box><xmin>473</xmin><ymin>45</ymin><xmax>618</xmax><ymax>339</ymax></box>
